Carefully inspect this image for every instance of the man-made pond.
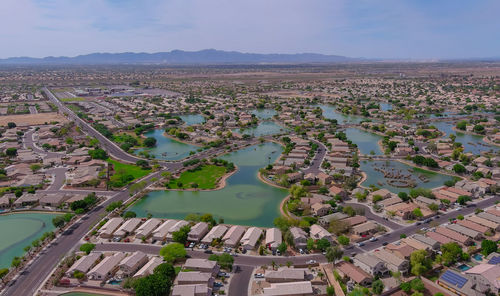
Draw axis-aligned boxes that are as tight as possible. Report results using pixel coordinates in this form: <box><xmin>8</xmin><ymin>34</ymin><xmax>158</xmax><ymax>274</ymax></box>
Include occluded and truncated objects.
<box><xmin>251</xmin><ymin>109</ymin><xmax>277</xmax><ymax>120</ymax></box>
<box><xmin>233</xmin><ymin>121</ymin><xmax>286</xmax><ymax>137</ymax></box>
<box><xmin>0</xmin><ymin>212</ymin><xmax>59</xmax><ymax>268</ymax></box>
<box><xmin>433</xmin><ymin>122</ymin><xmax>499</xmax><ymax>155</ymax></box>
<box><xmin>180</xmin><ymin>114</ymin><xmax>205</xmax><ymax>126</ymax></box>
<box><xmin>360</xmin><ymin>160</ymin><xmax>454</xmax><ymax>193</ymax></box>
<box><xmin>380</xmin><ymin>103</ymin><xmax>393</xmax><ymax>111</ymax></box>
<box><xmin>345</xmin><ymin>128</ymin><xmax>384</xmax><ymax>155</ymax></box>
<box><xmin>319</xmin><ymin>104</ymin><xmax>364</xmax><ymax>124</ymax></box>
<box><xmin>129</xmin><ymin>142</ymin><xmax>287</xmax><ymax>227</ymax></box>
<box><xmin>134</xmin><ymin>129</ymin><xmax>199</xmax><ymax>161</ymax></box>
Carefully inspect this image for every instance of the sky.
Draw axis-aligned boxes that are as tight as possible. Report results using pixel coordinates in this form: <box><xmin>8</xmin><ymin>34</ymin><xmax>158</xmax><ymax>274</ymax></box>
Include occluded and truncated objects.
<box><xmin>0</xmin><ymin>0</ymin><xmax>499</xmax><ymax>59</ymax></box>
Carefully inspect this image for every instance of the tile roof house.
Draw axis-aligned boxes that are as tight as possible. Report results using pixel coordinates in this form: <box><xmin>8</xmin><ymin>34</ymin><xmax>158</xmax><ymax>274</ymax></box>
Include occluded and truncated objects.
<box><xmin>264</xmin><ymin>268</ymin><xmax>309</xmax><ymax>283</ymax></box>
<box><xmin>464</xmin><ymin>264</ymin><xmax>500</xmax><ymax>295</ymax></box>
<box><xmin>88</xmin><ymin>252</ymin><xmax>125</xmax><ymax>281</ymax></box>
<box><xmin>353</xmin><ymin>253</ymin><xmax>388</xmax><ymax>277</ymax></box>
<box><xmin>201</xmin><ymin>225</ymin><xmax>227</xmax><ymax>245</ymax></box>
<box><xmin>240</xmin><ymin>227</ymin><xmax>263</xmax><ymax>250</ymax></box>
<box><xmin>183</xmin><ymin>259</ymin><xmax>219</xmax><ymax>276</ymax></box>
<box><xmin>262</xmin><ymin>281</ymin><xmax>314</xmax><ymax>296</ymax></box>
<box><xmin>222</xmin><ymin>225</ymin><xmax>245</xmax><ymax>248</ymax></box>
<box><xmin>336</xmin><ymin>261</ymin><xmax>372</xmax><ymax>286</ymax></box>
<box><xmin>66</xmin><ymin>253</ymin><xmax>100</xmax><ymax>277</ymax></box>
<box><xmin>265</xmin><ymin>228</ymin><xmax>282</xmax><ymax>251</ymax></box>
<box><xmin>372</xmin><ymin>249</ymin><xmax>409</xmax><ymax>274</ymax></box>
<box><xmin>119</xmin><ymin>251</ymin><xmax>148</xmax><ymax>277</ymax></box>
<box><xmin>188</xmin><ymin>222</ymin><xmax>209</xmax><ymax>243</ymax></box>
<box><xmin>289</xmin><ymin>227</ymin><xmax>308</xmax><ymax>249</ymax></box>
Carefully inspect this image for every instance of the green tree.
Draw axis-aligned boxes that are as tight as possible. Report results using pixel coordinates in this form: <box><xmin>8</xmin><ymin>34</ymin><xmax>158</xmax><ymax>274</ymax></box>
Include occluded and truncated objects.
<box><xmin>172</xmin><ymin>225</ymin><xmax>191</xmax><ymax>244</ymax></box>
<box><xmin>372</xmin><ymin>279</ymin><xmax>384</xmax><ymax>294</ymax></box>
<box><xmin>88</xmin><ymin>148</ymin><xmax>108</xmax><ymax>160</ymax></box>
<box><xmin>325</xmin><ymin>246</ymin><xmax>343</xmax><ymax>263</ymax></box>
<box><xmin>410</xmin><ymin>250</ymin><xmax>432</xmax><ymax>276</ymax></box>
<box><xmin>316</xmin><ymin>238</ymin><xmax>331</xmax><ymax>251</ymax></box>
<box><xmin>144</xmin><ymin>137</ymin><xmax>157</xmax><ymax>147</ymax></box>
<box><xmin>5</xmin><ymin>148</ymin><xmax>17</xmax><ymax>157</ymax></box>
<box><xmin>52</xmin><ymin>216</ymin><xmax>66</xmax><ymax>228</ymax></box>
<box><xmin>278</xmin><ymin>242</ymin><xmax>287</xmax><ymax>254</ymax></box>
<box><xmin>79</xmin><ymin>243</ymin><xmax>96</xmax><ymax>255</ymax></box>
<box><xmin>337</xmin><ymin>235</ymin><xmax>350</xmax><ymax>246</ymax></box>
<box><xmin>481</xmin><ymin>240</ymin><xmax>498</xmax><ymax>256</ymax></box>
<box><xmin>123</xmin><ymin>211</ymin><xmax>137</xmax><ymax>219</ymax></box>
<box><xmin>452</xmin><ymin>163</ymin><xmax>466</xmax><ymax>174</ymax></box>
<box><xmin>326</xmin><ymin>286</ymin><xmax>335</xmax><ymax>296</ymax></box>
<box><xmin>160</xmin><ymin>243</ymin><xmax>187</xmax><ymax>263</ymax></box>
<box><xmin>441</xmin><ymin>242</ymin><xmax>463</xmax><ymax>265</ymax></box>
<box><xmin>456</xmin><ymin>121</ymin><xmax>467</xmax><ymax>130</ymax></box>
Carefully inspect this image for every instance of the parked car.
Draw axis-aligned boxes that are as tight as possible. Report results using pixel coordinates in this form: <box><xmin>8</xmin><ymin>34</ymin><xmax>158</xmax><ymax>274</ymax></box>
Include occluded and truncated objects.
<box><xmin>369</xmin><ymin>237</ymin><xmax>378</xmax><ymax>242</ymax></box>
<box><xmin>306</xmin><ymin>260</ymin><xmax>317</xmax><ymax>264</ymax></box>
<box><xmin>357</xmin><ymin>242</ymin><xmax>365</xmax><ymax>247</ymax></box>
<box><xmin>254</xmin><ymin>273</ymin><xmax>264</xmax><ymax>278</ymax></box>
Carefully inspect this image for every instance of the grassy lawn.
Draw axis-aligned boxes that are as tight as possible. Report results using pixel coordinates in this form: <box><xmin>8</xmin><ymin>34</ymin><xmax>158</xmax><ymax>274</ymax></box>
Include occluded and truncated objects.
<box><xmin>107</xmin><ymin>159</ymin><xmax>151</xmax><ymax>187</ymax></box>
<box><xmin>61</xmin><ymin>97</ymin><xmax>86</xmax><ymax>102</ymax></box>
<box><xmin>168</xmin><ymin>165</ymin><xmax>227</xmax><ymax>189</ymax></box>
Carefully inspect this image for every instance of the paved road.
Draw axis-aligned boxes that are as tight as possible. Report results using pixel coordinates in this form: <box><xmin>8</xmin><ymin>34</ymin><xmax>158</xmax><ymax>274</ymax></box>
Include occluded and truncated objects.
<box><xmin>357</xmin><ymin>195</ymin><xmax>499</xmax><ymax>253</ymax></box>
<box><xmin>303</xmin><ymin>140</ymin><xmax>327</xmax><ymax>174</ymax></box>
<box><xmin>45</xmin><ymin>167</ymin><xmax>68</xmax><ymax>191</ymax></box>
<box><xmin>29</xmin><ymin>106</ymin><xmax>38</xmax><ymax>114</ymax></box>
<box><xmin>23</xmin><ymin>129</ymin><xmax>64</xmax><ymax>159</ymax></box>
<box><xmin>1</xmin><ymin>170</ymin><xmax>165</xmax><ymax>296</ymax></box>
<box><xmin>43</xmin><ymin>87</ymin><xmax>152</xmax><ymax>165</ymax></box>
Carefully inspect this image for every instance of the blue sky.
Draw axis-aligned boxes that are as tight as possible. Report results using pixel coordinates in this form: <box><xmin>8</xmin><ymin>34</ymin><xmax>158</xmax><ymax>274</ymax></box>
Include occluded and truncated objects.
<box><xmin>0</xmin><ymin>0</ymin><xmax>498</xmax><ymax>59</ymax></box>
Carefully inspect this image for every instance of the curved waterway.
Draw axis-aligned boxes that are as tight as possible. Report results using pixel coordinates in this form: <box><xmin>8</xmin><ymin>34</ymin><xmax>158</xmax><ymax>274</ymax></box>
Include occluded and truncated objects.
<box><xmin>179</xmin><ymin>114</ymin><xmax>205</xmax><ymax>126</ymax></box>
<box><xmin>0</xmin><ymin>212</ymin><xmax>60</xmax><ymax>268</ymax></box>
<box><xmin>130</xmin><ymin>142</ymin><xmax>287</xmax><ymax>227</ymax></box>
<box><xmin>345</xmin><ymin>128</ymin><xmax>384</xmax><ymax>155</ymax></box>
<box><xmin>434</xmin><ymin>122</ymin><xmax>499</xmax><ymax>155</ymax></box>
<box><xmin>233</xmin><ymin>121</ymin><xmax>287</xmax><ymax>137</ymax></box>
<box><xmin>319</xmin><ymin>104</ymin><xmax>364</xmax><ymax>124</ymax></box>
<box><xmin>134</xmin><ymin>129</ymin><xmax>199</xmax><ymax>161</ymax></box>
<box><xmin>360</xmin><ymin>160</ymin><xmax>454</xmax><ymax>194</ymax></box>
<box><xmin>251</xmin><ymin>109</ymin><xmax>277</xmax><ymax>120</ymax></box>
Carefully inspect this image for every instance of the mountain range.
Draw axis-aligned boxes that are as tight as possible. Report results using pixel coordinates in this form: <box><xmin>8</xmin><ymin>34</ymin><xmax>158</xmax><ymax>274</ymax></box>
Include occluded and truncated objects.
<box><xmin>0</xmin><ymin>49</ymin><xmax>360</xmax><ymax>65</ymax></box>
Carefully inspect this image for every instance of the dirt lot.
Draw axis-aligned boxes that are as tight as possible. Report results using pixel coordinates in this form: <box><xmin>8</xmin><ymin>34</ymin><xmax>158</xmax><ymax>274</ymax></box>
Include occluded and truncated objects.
<box><xmin>0</xmin><ymin>112</ymin><xmax>68</xmax><ymax>127</ymax></box>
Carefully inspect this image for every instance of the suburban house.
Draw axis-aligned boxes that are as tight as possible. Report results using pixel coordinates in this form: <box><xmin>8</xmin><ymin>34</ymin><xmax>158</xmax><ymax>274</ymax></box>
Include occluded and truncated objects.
<box><xmin>188</xmin><ymin>222</ymin><xmax>209</xmax><ymax>243</ymax></box>
<box><xmin>222</xmin><ymin>225</ymin><xmax>246</xmax><ymax>248</ymax></box>
<box><xmin>88</xmin><ymin>252</ymin><xmax>126</xmax><ymax>281</ymax></box>
<box><xmin>289</xmin><ymin>227</ymin><xmax>308</xmax><ymax>249</ymax></box>
<box><xmin>240</xmin><ymin>227</ymin><xmax>263</xmax><ymax>250</ymax></box>
<box><xmin>119</xmin><ymin>251</ymin><xmax>148</xmax><ymax>277</ymax></box>
<box><xmin>265</xmin><ymin>228</ymin><xmax>282</xmax><ymax>251</ymax></box>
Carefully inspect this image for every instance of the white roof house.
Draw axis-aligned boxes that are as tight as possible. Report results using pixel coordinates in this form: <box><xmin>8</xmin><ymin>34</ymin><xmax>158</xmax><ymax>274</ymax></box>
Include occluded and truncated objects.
<box><xmin>188</xmin><ymin>222</ymin><xmax>209</xmax><ymax>242</ymax></box>
<box><xmin>136</xmin><ymin>218</ymin><xmax>161</xmax><ymax>239</ymax></box>
<box><xmin>88</xmin><ymin>252</ymin><xmax>125</xmax><ymax>281</ymax></box>
<box><xmin>240</xmin><ymin>227</ymin><xmax>263</xmax><ymax>250</ymax></box>
<box><xmin>119</xmin><ymin>251</ymin><xmax>148</xmax><ymax>276</ymax></box>
<box><xmin>133</xmin><ymin>257</ymin><xmax>164</xmax><ymax>278</ymax></box>
<box><xmin>113</xmin><ymin>218</ymin><xmax>142</xmax><ymax>238</ymax></box>
<box><xmin>222</xmin><ymin>225</ymin><xmax>245</xmax><ymax>248</ymax></box>
<box><xmin>66</xmin><ymin>253</ymin><xmax>100</xmax><ymax>277</ymax></box>
<box><xmin>99</xmin><ymin>217</ymin><xmax>124</xmax><ymax>238</ymax></box>
<box><xmin>265</xmin><ymin>228</ymin><xmax>282</xmax><ymax>251</ymax></box>
<box><xmin>152</xmin><ymin>220</ymin><xmax>177</xmax><ymax>241</ymax></box>
<box><xmin>201</xmin><ymin>225</ymin><xmax>228</xmax><ymax>244</ymax></box>
<box><xmin>263</xmin><ymin>281</ymin><xmax>313</xmax><ymax>296</ymax></box>
<box><xmin>309</xmin><ymin>224</ymin><xmax>333</xmax><ymax>243</ymax></box>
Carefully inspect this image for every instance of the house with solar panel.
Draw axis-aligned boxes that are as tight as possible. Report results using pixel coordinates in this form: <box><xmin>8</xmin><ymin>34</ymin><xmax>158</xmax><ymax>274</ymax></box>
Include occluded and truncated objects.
<box><xmin>437</xmin><ymin>269</ymin><xmax>487</xmax><ymax>296</ymax></box>
<box><xmin>486</xmin><ymin>252</ymin><xmax>500</xmax><ymax>265</ymax></box>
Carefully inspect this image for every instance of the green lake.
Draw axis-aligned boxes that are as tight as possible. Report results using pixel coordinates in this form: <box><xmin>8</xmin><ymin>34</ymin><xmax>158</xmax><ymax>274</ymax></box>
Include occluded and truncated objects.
<box><xmin>345</xmin><ymin>128</ymin><xmax>384</xmax><ymax>155</ymax></box>
<box><xmin>434</xmin><ymin>122</ymin><xmax>499</xmax><ymax>155</ymax></box>
<box><xmin>0</xmin><ymin>212</ymin><xmax>60</xmax><ymax>268</ymax></box>
<box><xmin>319</xmin><ymin>104</ymin><xmax>364</xmax><ymax>124</ymax></box>
<box><xmin>129</xmin><ymin>142</ymin><xmax>287</xmax><ymax>227</ymax></box>
<box><xmin>251</xmin><ymin>109</ymin><xmax>277</xmax><ymax>120</ymax></box>
<box><xmin>180</xmin><ymin>114</ymin><xmax>205</xmax><ymax>126</ymax></box>
<box><xmin>233</xmin><ymin>121</ymin><xmax>287</xmax><ymax>137</ymax></box>
<box><xmin>360</xmin><ymin>160</ymin><xmax>454</xmax><ymax>193</ymax></box>
<box><xmin>134</xmin><ymin>129</ymin><xmax>199</xmax><ymax>161</ymax></box>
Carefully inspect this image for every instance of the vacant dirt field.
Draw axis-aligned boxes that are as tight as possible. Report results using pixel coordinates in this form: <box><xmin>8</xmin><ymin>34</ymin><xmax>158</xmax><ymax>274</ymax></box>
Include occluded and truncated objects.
<box><xmin>0</xmin><ymin>112</ymin><xmax>68</xmax><ymax>127</ymax></box>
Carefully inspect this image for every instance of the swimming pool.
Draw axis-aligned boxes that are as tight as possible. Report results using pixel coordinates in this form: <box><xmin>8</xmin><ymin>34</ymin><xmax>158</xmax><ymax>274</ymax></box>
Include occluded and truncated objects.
<box><xmin>473</xmin><ymin>254</ymin><xmax>483</xmax><ymax>261</ymax></box>
<box><xmin>457</xmin><ymin>264</ymin><xmax>471</xmax><ymax>271</ymax></box>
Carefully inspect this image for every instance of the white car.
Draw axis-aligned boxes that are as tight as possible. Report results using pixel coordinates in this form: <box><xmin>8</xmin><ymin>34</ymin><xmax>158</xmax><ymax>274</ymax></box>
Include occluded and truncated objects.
<box><xmin>306</xmin><ymin>260</ymin><xmax>317</xmax><ymax>264</ymax></box>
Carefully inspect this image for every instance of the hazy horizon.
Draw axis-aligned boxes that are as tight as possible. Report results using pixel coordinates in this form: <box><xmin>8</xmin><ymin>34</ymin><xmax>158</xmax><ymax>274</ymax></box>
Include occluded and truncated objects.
<box><xmin>1</xmin><ymin>0</ymin><xmax>499</xmax><ymax>60</ymax></box>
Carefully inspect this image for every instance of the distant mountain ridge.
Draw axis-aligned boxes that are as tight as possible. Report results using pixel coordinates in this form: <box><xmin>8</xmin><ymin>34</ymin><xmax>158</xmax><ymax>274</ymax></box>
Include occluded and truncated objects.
<box><xmin>0</xmin><ymin>49</ymin><xmax>360</xmax><ymax>65</ymax></box>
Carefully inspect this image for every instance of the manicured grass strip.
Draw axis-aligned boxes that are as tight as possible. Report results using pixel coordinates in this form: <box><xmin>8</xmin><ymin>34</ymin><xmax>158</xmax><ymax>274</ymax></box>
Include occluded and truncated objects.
<box><xmin>168</xmin><ymin>165</ymin><xmax>226</xmax><ymax>189</ymax></box>
<box><xmin>107</xmin><ymin>159</ymin><xmax>151</xmax><ymax>187</ymax></box>
<box><xmin>60</xmin><ymin>97</ymin><xmax>86</xmax><ymax>102</ymax></box>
